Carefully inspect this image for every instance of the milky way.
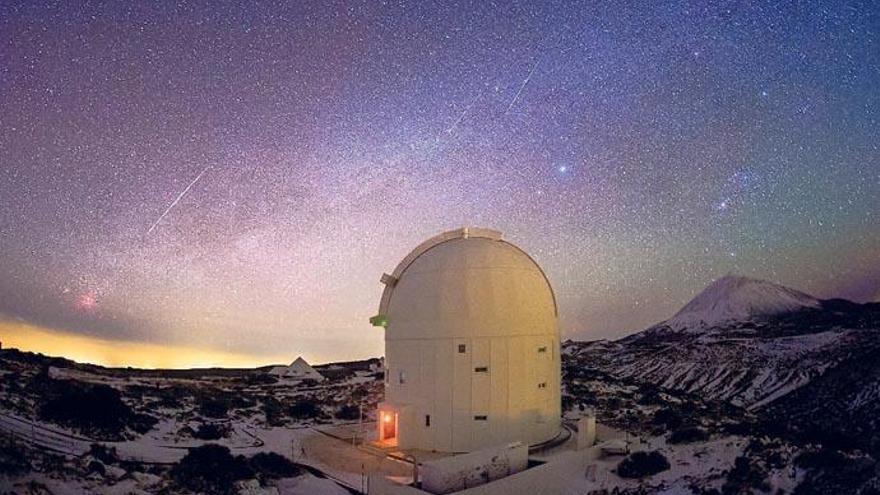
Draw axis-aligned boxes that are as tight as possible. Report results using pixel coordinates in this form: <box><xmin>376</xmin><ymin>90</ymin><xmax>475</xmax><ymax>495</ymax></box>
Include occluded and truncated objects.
<box><xmin>1</xmin><ymin>1</ymin><xmax>878</xmax><ymax>365</ymax></box>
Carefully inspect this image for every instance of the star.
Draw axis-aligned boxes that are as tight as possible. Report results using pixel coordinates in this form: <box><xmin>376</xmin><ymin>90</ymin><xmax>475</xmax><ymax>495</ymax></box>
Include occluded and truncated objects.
<box><xmin>714</xmin><ymin>199</ymin><xmax>730</xmax><ymax>212</ymax></box>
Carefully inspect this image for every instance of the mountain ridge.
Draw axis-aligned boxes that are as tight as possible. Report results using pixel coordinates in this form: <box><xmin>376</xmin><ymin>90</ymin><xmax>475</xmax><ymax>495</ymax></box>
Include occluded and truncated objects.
<box><xmin>568</xmin><ymin>275</ymin><xmax>880</xmax><ymax>450</ymax></box>
<box><xmin>645</xmin><ymin>274</ymin><xmax>822</xmax><ymax>334</ymax></box>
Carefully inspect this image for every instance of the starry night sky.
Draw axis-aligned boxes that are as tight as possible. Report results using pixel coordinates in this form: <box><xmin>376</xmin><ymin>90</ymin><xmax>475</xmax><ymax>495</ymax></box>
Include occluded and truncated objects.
<box><xmin>1</xmin><ymin>1</ymin><xmax>878</xmax><ymax>367</ymax></box>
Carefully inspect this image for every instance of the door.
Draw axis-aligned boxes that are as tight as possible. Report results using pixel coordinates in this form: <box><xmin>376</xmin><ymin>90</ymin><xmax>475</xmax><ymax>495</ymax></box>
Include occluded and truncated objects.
<box><xmin>380</xmin><ymin>410</ymin><xmax>398</xmax><ymax>443</ymax></box>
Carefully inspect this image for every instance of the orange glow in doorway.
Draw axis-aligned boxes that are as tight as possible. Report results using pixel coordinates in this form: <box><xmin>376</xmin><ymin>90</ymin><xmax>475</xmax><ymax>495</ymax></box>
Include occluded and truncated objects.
<box><xmin>379</xmin><ymin>410</ymin><xmax>398</xmax><ymax>445</ymax></box>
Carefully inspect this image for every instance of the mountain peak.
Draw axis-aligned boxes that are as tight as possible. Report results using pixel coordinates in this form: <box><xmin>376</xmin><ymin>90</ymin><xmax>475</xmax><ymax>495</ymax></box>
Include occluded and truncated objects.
<box><xmin>663</xmin><ymin>274</ymin><xmax>821</xmax><ymax>331</ymax></box>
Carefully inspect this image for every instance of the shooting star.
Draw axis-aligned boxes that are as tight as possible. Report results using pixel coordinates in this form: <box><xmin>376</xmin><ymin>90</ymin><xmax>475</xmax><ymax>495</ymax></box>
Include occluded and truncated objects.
<box><xmin>446</xmin><ymin>91</ymin><xmax>483</xmax><ymax>135</ymax></box>
<box><xmin>146</xmin><ymin>166</ymin><xmax>210</xmax><ymax>234</ymax></box>
<box><xmin>505</xmin><ymin>59</ymin><xmax>540</xmax><ymax>114</ymax></box>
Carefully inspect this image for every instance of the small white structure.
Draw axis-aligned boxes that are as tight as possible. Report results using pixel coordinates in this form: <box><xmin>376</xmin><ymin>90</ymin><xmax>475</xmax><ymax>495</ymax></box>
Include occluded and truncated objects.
<box><xmin>268</xmin><ymin>357</ymin><xmax>324</xmax><ymax>382</ymax></box>
<box><xmin>576</xmin><ymin>415</ymin><xmax>597</xmax><ymax>450</ymax></box>
<box><xmin>371</xmin><ymin>227</ymin><xmax>561</xmax><ymax>452</ymax></box>
<box><xmin>420</xmin><ymin>442</ymin><xmax>529</xmax><ymax>494</ymax></box>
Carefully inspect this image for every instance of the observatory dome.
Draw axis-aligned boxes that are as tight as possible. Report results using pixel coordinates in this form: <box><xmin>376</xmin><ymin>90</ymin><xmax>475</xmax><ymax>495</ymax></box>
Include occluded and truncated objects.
<box><xmin>372</xmin><ymin>227</ymin><xmax>562</xmax><ymax>453</ymax></box>
<box><xmin>383</xmin><ymin>230</ymin><xmax>557</xmax><ymax>341</ymax></box>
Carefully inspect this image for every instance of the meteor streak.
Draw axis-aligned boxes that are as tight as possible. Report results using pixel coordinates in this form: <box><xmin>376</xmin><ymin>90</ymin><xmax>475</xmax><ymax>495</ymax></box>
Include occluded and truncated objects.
<box><xmin>505</xmin><ymin>60</ymin><xmax>540</xmax><ymax>114</ymax></box>
<box><xmin>446</xmin><ymin>91</ymin><xmax>483</xmax><ymax>134</ymax></box>
<box><xmin>146</xmin><ymin>166</ymin><xmax>210</xmax><ymax>234</ymax></box>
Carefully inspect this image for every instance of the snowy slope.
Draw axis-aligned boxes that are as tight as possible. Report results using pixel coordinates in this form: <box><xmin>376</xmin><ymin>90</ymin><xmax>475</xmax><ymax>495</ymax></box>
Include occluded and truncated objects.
<box><xmin>572</xmin><ymin>275</ymin><xmax>880</xmax><ymax>412</ymax></box>
<box><xmin>661</xmin><ymin>275</ymin><xmax>820</xmax><ymax>331</ymax></box>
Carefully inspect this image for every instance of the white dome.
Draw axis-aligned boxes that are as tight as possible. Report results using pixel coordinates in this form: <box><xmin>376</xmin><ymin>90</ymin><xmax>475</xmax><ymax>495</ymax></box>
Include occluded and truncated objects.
<box><xmin>381</xmin><ymin>231</ymin><xmax>557</xmax><ymax>341</ymax></box>
<box><xmin>372</xmin><ymin>228</ymin><xmax>562</xmax><ymax>453</ymax></box>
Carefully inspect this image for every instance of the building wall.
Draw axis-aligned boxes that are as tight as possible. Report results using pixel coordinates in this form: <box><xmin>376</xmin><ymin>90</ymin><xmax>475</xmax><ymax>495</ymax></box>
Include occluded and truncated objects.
<box><xmin>385</xmin><ymin>334</ymin><xmax>561</xmax><ymax>452</ymax></box>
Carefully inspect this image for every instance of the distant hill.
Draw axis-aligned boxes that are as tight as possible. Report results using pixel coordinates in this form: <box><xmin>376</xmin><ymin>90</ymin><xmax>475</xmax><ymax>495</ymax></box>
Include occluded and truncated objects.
<box><xmin>567</xmin><ymin>275</ymin><xmax>880</xmax><ymax>453</ymax></box>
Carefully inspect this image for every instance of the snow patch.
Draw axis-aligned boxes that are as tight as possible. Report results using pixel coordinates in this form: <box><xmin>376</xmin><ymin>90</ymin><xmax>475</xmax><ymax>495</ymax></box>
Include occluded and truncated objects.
<box><xmin>663</xmin><ymin>275</ymin><xmax>820</xmax><ymax>331</ymax></box>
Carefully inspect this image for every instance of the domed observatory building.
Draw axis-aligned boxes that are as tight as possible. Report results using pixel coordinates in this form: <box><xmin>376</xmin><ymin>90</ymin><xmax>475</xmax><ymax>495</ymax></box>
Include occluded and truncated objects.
<box><xmin>370</xmin><ymin>227</ymin><xmax>561</xmax><ymax>453</ymax></box>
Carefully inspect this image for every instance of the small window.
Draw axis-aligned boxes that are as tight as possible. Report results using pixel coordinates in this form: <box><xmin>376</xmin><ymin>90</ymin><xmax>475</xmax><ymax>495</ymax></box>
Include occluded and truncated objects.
<box><xmin>425</xmin><ymin>415</ymin><xmax>431</xmax><ymax>427</ymax></box>
<box><xmin>538</xmin><ymin>346</ymin><xmax>547</xmax><ymax>353</ymax></box>
<box><xmin>458</xmin><ymin>344</ymin><xmax>467</xmax><ymax>353</ymax></box>
<box><xmin>474</xmin><ymin>415</ymin><xmax>488</xmax><ymax>421</ymax></box>
<box><xmin>398</xmin><ymin>370</ymin><xmax>406</xmax><ymax>384</ymax></box>
<box><xmin>474</xmin><ymin>366</ymin><xmax>488</xmax><ymax>373</ymax></box>
<box><xmin>538</xmin><ymin>382</ymin><xmax>547</xmax><ymax>389</ymax></box>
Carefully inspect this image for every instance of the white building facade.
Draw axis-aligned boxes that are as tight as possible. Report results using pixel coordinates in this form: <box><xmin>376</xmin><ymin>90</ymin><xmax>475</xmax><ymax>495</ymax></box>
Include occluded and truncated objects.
<box><xmin>371</xmin><ymin>227</ymin><xmax>561</xmax><ymax>453</ymax></box>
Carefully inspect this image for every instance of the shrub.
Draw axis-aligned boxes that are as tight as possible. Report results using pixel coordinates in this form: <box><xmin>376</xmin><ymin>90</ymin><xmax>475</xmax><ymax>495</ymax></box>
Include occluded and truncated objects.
<box><xmin>170</xmin><ymin>444</ymin><xmax>252</xmax><ymax>495</ymax></box>
<box><xmin>248</xmin><ymin>452</ymin><xmax>300</xmax><ymax>479</ymax></box>
<box><xmin>289</xmin><ymin>399</ymin><xmax>320</xmax><ymax>419</ymax></box>
<box><xmin>89</xmin><ymin>444</ymin><xmax>118</xmax><ymax>465</ymax></box>
<box><xmin>651</xmin><ymin>408</ymin><xmax>683</xmax><ymax>430</ymax></box>
<box><xmin>722</xmin><ymin>456</ymin><xmax>769</xmax><ymax>495</ymax></box>
<box><xmin>198</xmin><ymin>397</ymin><xmax>229</xmax><ymax>419</ymax></box>
<box><xmin>335</xmin><ymin>405</ymin><xmax>360</xmax><ymax>420</ymax></box>
<box><xmin>792</xmin><ymin>454</ymin><xmax>877</xmax><ymax>495</ymax></box>
<box><xmin>198</xmin><ymin>393</ymin><xmax>254</xmax><ymax>419</ymax></box>
<box><xmin>617</xmin><ymin>451</ymin><xmax>670</xmax><ymax>478</ymax></box>
<box><xmin>637</xmin><ymin>385</ymin><xmax>664</xmax><ymax>406</ymax></box>
<box><xmin>720</xmin><ymin>421</ymin><xmax>754</xmax><ymax>436</ymax></box>
<box><xmin>86</xmin><ymin>460</ymin><xmax>106</xmax><ymax>476</ymax></box>
<box><xmin>794</xmin><ymin>448</ymin><xmax>849</xmax><ymax>470</ymax></box>
<box><xmin>39</xmin><ymin>381</ymin><xmax>156</xmax><ymax>439</ymax></box>
<box><xmin>129</xmin><ymin>413</ymin><xmax>159</xmax><ymax>434</ymax></box>
<box><xmin>263</xmin><ymin>397</ymin><xmax>286</xmax><ymax>426</ymax></box>
<box><xmin>669</xmin><ymin>426</ymin><xmax>709</xmax><ymax>444</ymax></box>
<box><xmin>193</xmin><ymin>423</ymin><xmax>232</xmax><ymax>440</ymax></box>
<box><xmin>0</xmin><ymin>438</ymin><xmax>31</xmax><ymax>476</ymax></box>
<box><xmin>351</xmin><ymin>387</ymin><xmax>368</xmax><ymax>400</ymax></box>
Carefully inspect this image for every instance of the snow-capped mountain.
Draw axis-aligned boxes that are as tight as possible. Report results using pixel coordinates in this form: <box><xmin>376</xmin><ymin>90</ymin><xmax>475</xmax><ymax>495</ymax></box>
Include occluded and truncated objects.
<box><xmin>567</xmin><ymin>275</ymin><xmax>880</xmax><ymax>450</ymax></box>
<box><xmin>659</xmin><ymin>275</ymin><xmax>820</xmax><ymax>331</ymax></box>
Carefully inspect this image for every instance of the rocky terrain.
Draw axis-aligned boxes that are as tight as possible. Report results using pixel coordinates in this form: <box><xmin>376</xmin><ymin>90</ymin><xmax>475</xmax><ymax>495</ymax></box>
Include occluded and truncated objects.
<box><xmin>0</xmin><ymin>350</ymin><xmax>381</xmax><ymax>494</ymax></box>
<box><xmin>566</xmin><ymin>275</ymin><xmax>880</xmax><ymax>493</ymax></box>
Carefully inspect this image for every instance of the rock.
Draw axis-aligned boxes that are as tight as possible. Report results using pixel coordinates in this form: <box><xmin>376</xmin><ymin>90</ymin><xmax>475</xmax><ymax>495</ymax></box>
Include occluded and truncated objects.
<box><xmin>235</xmin><ymin>478</ymin><xmax>279</xmax><ymax>495</ymax></box>
<box><xmin>129</xmin><ymin>471</ymin><xmax>162</xmax><ymax>487</ymax></box>
<box><xmin>86</xmin><ymin>460</ymin><xmax>106</xmax><ymax>477</ymax></box>
<box><xmin>104</xmin><ymin>464</ymin><xmax>128</xmax><ymax>480</ymax></box>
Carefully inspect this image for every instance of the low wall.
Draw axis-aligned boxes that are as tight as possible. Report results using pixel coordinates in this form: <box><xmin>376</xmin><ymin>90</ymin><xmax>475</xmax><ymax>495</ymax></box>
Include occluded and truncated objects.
<box><xmin>369</xmin><ymin>446</ymin><xmax>603</xmax><ymax>495</ymax></box>
<box><xmin>420</xmin><ymin>443</ymin><xmax>528</xmax><ymax>494</ymax></box>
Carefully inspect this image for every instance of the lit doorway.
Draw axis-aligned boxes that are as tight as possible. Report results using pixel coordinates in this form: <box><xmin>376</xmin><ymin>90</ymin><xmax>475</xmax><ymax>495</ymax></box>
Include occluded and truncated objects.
<box><xmin>379</xmin><ymin>410</ymin><xmax>398</xmax><ymax>445</ymax></box>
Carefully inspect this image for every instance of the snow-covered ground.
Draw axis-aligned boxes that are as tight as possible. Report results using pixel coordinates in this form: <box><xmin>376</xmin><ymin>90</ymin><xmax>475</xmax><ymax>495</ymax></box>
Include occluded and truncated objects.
<box><xmin>2</xmin><ymin>326</ymin><xmax>874</xmax><ymax>495</ymax></box>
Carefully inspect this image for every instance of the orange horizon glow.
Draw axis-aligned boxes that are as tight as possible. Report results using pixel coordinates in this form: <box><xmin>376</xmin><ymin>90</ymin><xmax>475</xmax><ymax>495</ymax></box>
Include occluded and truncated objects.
<box><xmin>0</xmin><ymin>319</ymin><xmax>294</xmax><ymax>369</ymax></box>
